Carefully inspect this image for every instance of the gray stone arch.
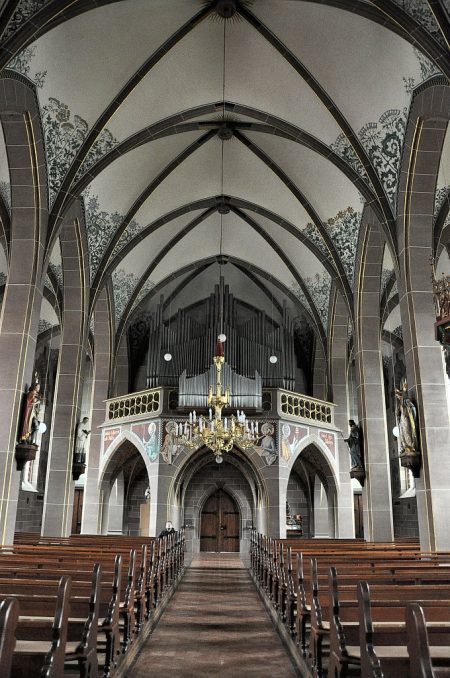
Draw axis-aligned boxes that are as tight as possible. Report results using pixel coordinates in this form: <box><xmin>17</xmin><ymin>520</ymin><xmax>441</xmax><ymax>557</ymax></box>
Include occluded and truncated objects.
<box><xmin>171</xmin><ymin>445</ymin><xmax>267</xmax><ymax>552</ymax></box>
<box><xmin>328</xmin><ymin>285</ymin><xmax>355</xmax><ymax>537</ymax></box>
<box><xmin>97</xmin><ymin>431</ymin><xmax>152</xmax><ymax>536</ymax></box>
<box><xmin>396</xmin><ymin>81</ymin><xmax>450</xmax><ymax>550</ymax></box>
<box><xmin>354</xmin><ymin>205</ymin><xmax>394</xmax><ymax>541</ymax></box>
<box><xmin>0</xmin><ymin>74</ymin><xmax>49</xmax><ymax>543</ymax></box>
<box><xmin>41</xmin><ymin>200</ymin><xmax>91</xmax><ymax>536</ymax></box>
<box><xmin>284</xmin><ymin>437</ymin><xmax>339</xmax><ymax>538</ymax></box>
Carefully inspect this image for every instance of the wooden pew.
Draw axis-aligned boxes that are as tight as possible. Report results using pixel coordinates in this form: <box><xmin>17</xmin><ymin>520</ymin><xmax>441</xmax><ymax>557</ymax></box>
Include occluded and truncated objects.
<box><xmin>406</xmin><ymin>602</ymin><xmax>450</xmax><ymax>678</ymax></box>
<box><xmin>358</xmin><ymin>581</ymin><xmax>450</xmax><ymax>678</ymax></box>
<box><xmin>10</xmin><ymin>575</ymin><xmax>71</xmax><ymax>678</ymax></box>
<box><xmin>0</xmin><ymin>532</ymin><xmax>185</xmax><ymax>676</ymax></box>
<box><xmin>0</xmin><ymin>566</ymin><xmax>101</xmax><ymax>678</ymax></box>
<box><xmin>249</xmin><ymin>531</ymin><xmax>450</xmax><ymax>676</ymax></box>
<box><xmin>328</xmin><ymin>570</ymin><xmax>450</xmax><ymax>678</ymax></box>
<box><xmin>0</xmin><ymin>598</ymin><xmax>18</xmax><ymax>678</ymax></box>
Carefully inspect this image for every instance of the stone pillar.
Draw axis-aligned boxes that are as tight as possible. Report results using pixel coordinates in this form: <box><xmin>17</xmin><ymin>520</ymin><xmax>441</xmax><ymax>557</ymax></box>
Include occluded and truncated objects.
<box><xmin>330</xmin><ymin>288</ymin><xmax>355</xmax><ymax>537</ymax></box>
<box><xmin>113</xmin><ymin>335</ymin><xmax>129</xmax><ymax>396</ymax></box>
<box><xmin>355</xmin><ymin>211</ymin><xmax>394</xmax><ymax>541</ymax></box>
<box><xmin>81</xmin><ymin>288</ymin><xmax>112</xmax><ymax>533</ymax></box>
<box><xmin>396</xmin><ymin>86</ymin><xmax>450</xmax><ymax>550</ymax></box>
<box><xmin>152</xmin><ymin>457</ymin><xmax>175</xmax><ymax>537</ymax></box>
<box><xmin>313</xmin><ymin>475</ymin><xmax>329</xmax><ymax>537</ymax></box>
<box><xmin>107</xmin><ymin>473</ymin><xmax>124</xmax><ymax>534</ymax></box>
<box><xmin>0</xmin><ymin>81</ymin><xmax>48</xmax><ymax>545</ymax></box>
<box><xmin>312</xmin><ymin>341</ymin><xmax>328</xmax><ymax>401</ymax></box>
<box><xmin>42</xmin><ymin>214</ymin><xmax>89</xmax><ymax>536</ymax></box>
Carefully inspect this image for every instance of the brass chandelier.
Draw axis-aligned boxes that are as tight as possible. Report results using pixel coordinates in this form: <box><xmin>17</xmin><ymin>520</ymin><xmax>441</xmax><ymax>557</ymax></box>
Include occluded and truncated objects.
<box><xmin>178</xmin><ymin>337</ymin><xmax>260</xmax><ymax>463</ymax></box>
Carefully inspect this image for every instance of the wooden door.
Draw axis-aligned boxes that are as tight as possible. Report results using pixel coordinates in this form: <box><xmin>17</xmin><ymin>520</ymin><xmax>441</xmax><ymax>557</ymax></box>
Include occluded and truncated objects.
<box><xmin>71</xmin><ymin>488</ymin><xmax>84</xmax><ymax>535</ymax></box>
<box><xmin>354</xmin><ymin>493</ymin><xmax>364</xmax><ymax>539</ymax></box>
<box><xmin>200</xmin><ymin>489</ymin><xmax>239</xmax><ymax>552</ymax></box>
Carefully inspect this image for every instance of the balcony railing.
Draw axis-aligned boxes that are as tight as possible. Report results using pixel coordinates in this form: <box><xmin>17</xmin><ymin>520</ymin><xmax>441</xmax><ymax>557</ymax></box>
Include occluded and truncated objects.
<box><xmin>277</xmin><ymin>389</ymin><xmax>333</xmax><ymax>424</ymax></box>
<box><xmin>106</xmin><ymin>388</ymin><xmax>161</xmax><ymax>421</ymax></box>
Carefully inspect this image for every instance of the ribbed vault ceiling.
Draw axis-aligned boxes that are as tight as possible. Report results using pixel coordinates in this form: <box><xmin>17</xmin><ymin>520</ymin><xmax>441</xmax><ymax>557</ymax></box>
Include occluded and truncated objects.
<box><xmin>0</xmin><ymin>0</ymin><xmax>448</xmax><ymax>349</ymax></box>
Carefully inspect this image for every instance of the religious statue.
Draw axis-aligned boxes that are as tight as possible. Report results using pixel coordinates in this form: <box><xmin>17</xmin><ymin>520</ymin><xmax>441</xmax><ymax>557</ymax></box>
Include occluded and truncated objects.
<box><xmin>74</xmin><ymin>417</ymin><xmax>90</xmax><ymax>464</ymax></box>
<box><xmin>395</xmin><ymin>380</ymin><xmax>420</xmax><ymax>458</ymax></box>
<box><xmin>18</xmin><ymin>374</ymin><xmax>42</xmax><ymax>444</ymax></box>
<box><xmin>345</xmin><ymin>420</ymin><xmax>363</xmax><ymax>469</ymax></box>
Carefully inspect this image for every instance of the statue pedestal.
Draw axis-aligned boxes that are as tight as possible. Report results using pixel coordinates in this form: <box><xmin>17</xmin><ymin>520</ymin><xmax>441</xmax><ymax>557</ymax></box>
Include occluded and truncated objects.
<box><xmin>350</xmin><ymin>465</ymin><xmax>365</xmax><ymax>486</ymax></box>
<box><xmin>72</xmin><ymin>461</ymin><xmax>86</xmax><ymax>481</ymax></box>
<box><xmin>15</xmin><ymin>443</ymin><xmax>38</xmax><ymax>471</ymax></box>
<box><xmin>400</xmin><ymin>452</ymin><xmax>421</xmax><ymax>478</ymax></box>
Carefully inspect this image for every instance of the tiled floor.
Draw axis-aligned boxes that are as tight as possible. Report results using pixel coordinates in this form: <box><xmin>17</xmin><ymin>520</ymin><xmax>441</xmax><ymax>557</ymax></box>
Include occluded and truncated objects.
<box><xmin>131</xmin><ymin>553</ymin><xmax>299</xmax><ymax>677</ymax></box>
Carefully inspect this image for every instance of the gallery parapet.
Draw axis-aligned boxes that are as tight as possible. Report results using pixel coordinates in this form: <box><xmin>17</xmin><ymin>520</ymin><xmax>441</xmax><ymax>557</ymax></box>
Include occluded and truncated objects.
<box><xmin>277</xmin><ymin>389</ymin><xmax>334</xmax><ymax>425</ymax></box>
<box><xmin>104</xmin><ymin>386</ymin><xmax>335</xmax><ymax>427</ymax></box>
<box><xmin>105</xmin><ymin>387</ymin><xmax>162</xmax><ymax>422</ymax></box>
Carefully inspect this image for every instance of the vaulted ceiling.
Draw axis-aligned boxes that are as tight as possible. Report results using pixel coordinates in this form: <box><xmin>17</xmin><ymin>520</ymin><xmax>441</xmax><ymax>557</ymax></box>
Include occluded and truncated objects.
<box><xmin>0</xmin><ymin>0</ymin><xmax>448</xmax><ymax>351</ymax></box>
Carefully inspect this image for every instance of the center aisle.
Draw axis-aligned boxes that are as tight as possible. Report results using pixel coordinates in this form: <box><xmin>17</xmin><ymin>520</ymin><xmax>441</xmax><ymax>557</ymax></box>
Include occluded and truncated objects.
<box><xmin>131</xmin><ymin>552</ymin><xmax>299</xmax><ymax>677</ymax></box>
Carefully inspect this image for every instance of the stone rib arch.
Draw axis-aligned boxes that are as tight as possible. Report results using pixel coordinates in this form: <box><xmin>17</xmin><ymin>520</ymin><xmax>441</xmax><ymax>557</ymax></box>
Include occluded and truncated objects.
<box><xmin>396</xmin><ymin>81</ymin><xmax>450</xmax><ymax>551</ymax></box>
<box><xmin>0</xmin><ymin>74</ymin><xmax>49</xmax><ymax>544</ymax></box>
<box><xmin>354</xmin><ymin>205</ymin><xmax>394</xmax><ymax>541</ymax></box>
<box><xmin>47</xmin><ymin>3</ymin><xmax>213</xmax><ymax>236</ymax></box>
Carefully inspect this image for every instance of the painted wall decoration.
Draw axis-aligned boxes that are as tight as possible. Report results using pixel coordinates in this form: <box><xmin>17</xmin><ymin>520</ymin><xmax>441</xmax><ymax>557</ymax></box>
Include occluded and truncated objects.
<box><xmin>131</xmin><ymin>421</ymin><xmax>160</xmax><ymax>462</ymax></box>
<box><xmin>319</xmin><ymin>430</ymin><xmax>336</xmax><ymax>458</ymax></box>
<box><xmin>102</xmin><ymin>426</ymin><xmax>121</xmax><ymax>456</ymax></box>
<box><xmin>83</xmin><ymin>188</ymin><xmax>143</xmax><ymax>281</ymax></box>
<box><xmin>0</xmin><ymin>181</ymin><xmax>11</xmax><ymax>213</ymax></box>
<box><xmin>291</xmin><ymin>274</ymin><xmax>331</xmax><ymax>331</ymax></box>
<box><xmin>391</xmin><ymin>2</ymin><xmax>445</xmax><ymax>47</ymax></box>
<box><xmin>325</xmin><ymin>207</ymin><xmax>361</xmax><ymax>284</ymax></box>
<box><xmin>280</xmin><ymin>422</ymin><xmax>309</xmax><ymax>461</ymax></box>
<box><xmin>4</xmin><ymin>1</ymin><xmax>50</xmax><ymax>41</ymax></box>
<box><xmin>303</xmin><ymin>273</ymin><xmax>332</xmax><ymax>328</ymax></box>
<box><xmin>161</xmin><ymin>421</ymin><xmax>186</xmax><ymax>465</ymax></box>
<box><xmin>112</xmin><ymin>269</ymin><xmax>140</xmax><ymax>328</ymax></box>
<box><xmin>253</xmin><ymin>422</ymin><xmax>277</xmax><ymax>466</ymax></box>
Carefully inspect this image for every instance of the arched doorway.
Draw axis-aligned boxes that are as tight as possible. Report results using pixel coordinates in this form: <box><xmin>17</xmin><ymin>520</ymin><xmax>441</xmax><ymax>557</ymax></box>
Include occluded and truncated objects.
<box><xmin>200</xmin><ymin>488</ymin><xmax>240</xmax><ymax>553</ymax></box>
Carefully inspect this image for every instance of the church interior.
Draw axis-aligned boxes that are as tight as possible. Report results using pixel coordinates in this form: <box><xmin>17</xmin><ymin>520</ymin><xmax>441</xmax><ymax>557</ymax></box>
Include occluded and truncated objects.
<box><xmin>0</xmin><ymin>0</ymin><xmax>448</xmax><ymax>675</ymax></box>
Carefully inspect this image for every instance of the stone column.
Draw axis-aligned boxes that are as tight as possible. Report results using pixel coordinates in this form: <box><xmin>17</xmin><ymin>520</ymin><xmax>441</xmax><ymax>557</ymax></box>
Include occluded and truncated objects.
<box><xmin>0</xmin><ymin>81</ymin><xmax>48</xmax><ymax>545</ymax></box>
<box><xmin>330</xmin><ymin>288</ymin><xmax>355</xmax><ymax>537</ymax></box>
<box><xmin>312</xmin><ymin>341</ymin><xmax>328</xmax><ymax>401</ymax></box>
<box><xmin>355</xmin><ymin>210</ymin><xmax>394</xmax><ymax>541</ymax></box>
<box><xmin>113</xmin><ymin>335</ymin><xmax>129</xmax><ymax>396</ymax></box>
<box><xmin>81</xmin><ymin>288</ymin><xmax>112</xmax><ymax>533</ymax></box>
<box><xmin>41</xmin><ymin>214</ymin><xmax>89</xmax><ymax>536</ymax></box>
<box><xmin>313</xmin><ymin>475</ymin><xmax>329</xmax><ymax>537</ymax></box>
<box><xmin>106</xmin><ymin>473</ymin><xmax>124</xmax><ymax>534</ymax></box>
<box><xmin>397</xmin><ymin>85</ymin><xmax>450</xmax><ymax>550</ymax></box>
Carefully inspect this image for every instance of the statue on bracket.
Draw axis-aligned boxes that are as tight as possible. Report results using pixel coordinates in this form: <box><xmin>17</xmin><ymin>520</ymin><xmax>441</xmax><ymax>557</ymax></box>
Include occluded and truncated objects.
<box><xmin>345</xmin><ymin>419</ymin><xmax>365</xmax><ymax>486</ymax></box>
<box><xmin>73</xmin><ymin>417</ymin><xmax>90</xmax><ymax>480</ymax></box>
<box><xmin>16</xmin><ymin>373</ymin><xmax>44</xmax><ymax>471</ymax></box>
<box><xmin>395</xmin><ymin>379</ymin><xmax>421</xmax><ymax>478</ymax></box>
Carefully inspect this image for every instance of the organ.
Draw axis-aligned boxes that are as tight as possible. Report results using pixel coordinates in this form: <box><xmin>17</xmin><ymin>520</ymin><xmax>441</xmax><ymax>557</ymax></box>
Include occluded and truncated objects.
<box><xmin>137</xmin><ymin>280</ymin><xmax>299</xmax><ymax>391</ymax></box>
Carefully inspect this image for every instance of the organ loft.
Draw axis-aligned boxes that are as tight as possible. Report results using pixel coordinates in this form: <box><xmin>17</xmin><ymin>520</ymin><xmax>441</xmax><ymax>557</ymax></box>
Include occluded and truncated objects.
<box><xmin>0</xmin><ymin>0</ymin><xmax>448</xmax><ymax>676</ymax></box>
